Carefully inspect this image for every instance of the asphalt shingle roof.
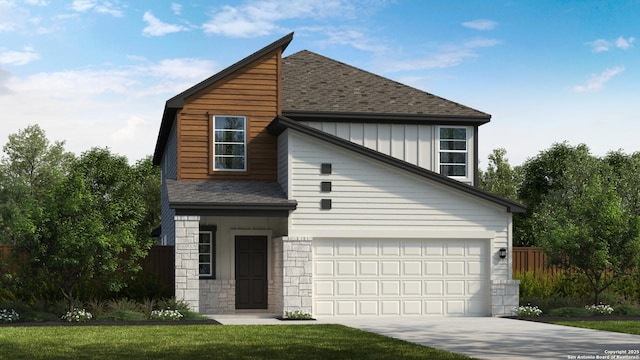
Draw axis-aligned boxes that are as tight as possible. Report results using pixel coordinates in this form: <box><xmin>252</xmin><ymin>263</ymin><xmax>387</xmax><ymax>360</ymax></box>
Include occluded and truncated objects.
<box><xmin>281</xmin><ymin>50</ymin><xmax>490</xmax><ymax>120</ymax></box>
<box><xmin>166</xmin><ymin>179</ymin><xmax>297</xmax><ymax>210</ymax></box>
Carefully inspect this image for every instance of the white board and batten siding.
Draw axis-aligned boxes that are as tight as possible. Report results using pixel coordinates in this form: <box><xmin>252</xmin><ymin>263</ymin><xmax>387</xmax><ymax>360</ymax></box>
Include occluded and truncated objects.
<box><xmin>301</xmin><ymin>121</ymin><xmax>475</xmax><ymax>185</ymax></box>
<box><xmin>284</xmin><ymin>130</ymin><xmax>512</xmax><ymax>316</ymax></box>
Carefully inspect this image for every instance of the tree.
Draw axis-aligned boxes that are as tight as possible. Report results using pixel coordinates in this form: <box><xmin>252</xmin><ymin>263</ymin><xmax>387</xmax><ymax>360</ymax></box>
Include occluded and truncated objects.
<box><xmin>133</xmin><ymin>156</ymin><xmax>161</xmax><ymax>244</ymax></box>
<box><xmin>515</xmin><ymin>142</ymin><xmax>593</xmax><ymax>246</ymax></box>
<box><xmin>479</xmin><ymin>148</ymin><xmax>521</xmax><ymax>201</ymax></box>
<box><xmin>531</xmin><ymin>146</ymin><xmax>640</xmax><ymax>304</ymax></box>
<box><xmin>22</xmin><ymin>148</ymin><xmax>151</xmax><ymax>310</ymax></box>
<box><xmin>0</xmin><ymin>125</ymin><xmax>73</xmax><ymax>246</ymax></box>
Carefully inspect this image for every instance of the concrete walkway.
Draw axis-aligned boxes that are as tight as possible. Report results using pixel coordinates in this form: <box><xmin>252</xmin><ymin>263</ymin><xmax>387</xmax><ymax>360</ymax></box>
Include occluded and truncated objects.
<box><xmin>211</xmin><ymin>314</ymin><xmax>640</xmax><ymax>359</ymax></box>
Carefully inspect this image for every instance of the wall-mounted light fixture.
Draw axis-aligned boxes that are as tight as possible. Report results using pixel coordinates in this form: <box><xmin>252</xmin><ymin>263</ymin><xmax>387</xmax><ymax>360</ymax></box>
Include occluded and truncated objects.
<box><xmin>499</xmin><ymin>248</ymin><xmax>507</xmax><ymax>259</ymax></box>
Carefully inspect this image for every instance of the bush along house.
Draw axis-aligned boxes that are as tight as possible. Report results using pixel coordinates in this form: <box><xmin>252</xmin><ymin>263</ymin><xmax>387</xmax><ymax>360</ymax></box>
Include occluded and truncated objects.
<box><xmin>152</xmin><ymin>33</ymin><xmax>525</xmax><ymax>317</ymax></box>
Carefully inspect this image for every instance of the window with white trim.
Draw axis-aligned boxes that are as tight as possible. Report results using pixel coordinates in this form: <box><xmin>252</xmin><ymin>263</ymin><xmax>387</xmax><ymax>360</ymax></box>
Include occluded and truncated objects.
<box><xmin>213</xmin><ymin>115</ymin><xmax>246</xmax><ymax>171</ymax></box>
<box><xmin>199</xmin><ymin>230</ymin><xmax>215</xmax><ymax>278</ymax></box>
<box><xmin>438</xmin><ymin>127</ymin><xmax>468</xmax><ymax>177</ymax></box>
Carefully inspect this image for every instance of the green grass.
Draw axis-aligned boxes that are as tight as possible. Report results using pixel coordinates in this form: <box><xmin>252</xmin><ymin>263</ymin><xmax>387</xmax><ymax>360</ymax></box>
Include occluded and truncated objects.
<box><xmin>0</xmin><ymin>324</ymin><xmax>471</xmax><ymax>359</ymax></box>
<box><xmin>552</xmin><ymin>321</ymin><xmax>640</xmax><ymax>335</ymax></box>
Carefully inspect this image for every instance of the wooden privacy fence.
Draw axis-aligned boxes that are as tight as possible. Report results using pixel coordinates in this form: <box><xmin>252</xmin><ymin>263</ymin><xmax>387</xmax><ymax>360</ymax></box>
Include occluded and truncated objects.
<box><xmin>512</xmin><ymin>247</ymin><xmax>561</xmax><ymax>274</ymax></box>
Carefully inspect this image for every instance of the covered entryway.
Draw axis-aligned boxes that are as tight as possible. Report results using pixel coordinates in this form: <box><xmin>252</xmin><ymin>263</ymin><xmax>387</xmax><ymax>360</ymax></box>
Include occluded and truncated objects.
<box><xmin>235</xmin><ymin>236</ymin><xmax>268</xmax><ymax>309</ymax></box>
<box><xmin>313</xmin><ymin>239</ymin><xmax>490</xmax><ymax>316</ymax></box>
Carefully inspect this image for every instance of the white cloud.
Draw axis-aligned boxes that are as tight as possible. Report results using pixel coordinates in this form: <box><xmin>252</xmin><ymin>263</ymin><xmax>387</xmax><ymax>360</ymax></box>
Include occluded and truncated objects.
<box><xmin>142</xmin><ymin>11</ymin><xmax>188</xmax><ymax>37</ymax></box>
<box><xmin>112</xmin><ymin>116</ymin><xmax>144</xmax><ymax>141</ymax></box>
<box><xmin>462</xmin><ymin>19</ymin><xmax>497</xmax><ymax>31</ymax></box>
<box><xmin>0</xmin><ymin>57</ymin><xmax>219</xmax><ymax>162</ymax></box>
<box><xmin>379</xmin><ymin>38</ymin><xmax>500</xmax><ymax>72</ymax></box>
<box><xmin>0</xmin><ymin>47</ymin><xmax>40</xmax><ymax>65</ymax></box>
<box><xmin>71</xmin><ymin>0</ymin><xmax>123</xmax><ymax>17</ymax></box>
<box><xmin>24</xmin><ymin>0</ymin><xmax>48</xmax><ymax>6</ymax></box>
<box><xmin>202</xmin><ymin>0</ymin><xmax>355</xmax><ymax>37</ymax></box>
<box><xmin>317</xmin><ymin>28</ymin><xmax>389</xmax><ymax>53</ymax></box>
<box><xmin>573</xmin><ymin>66</ymin><xmax>625</xmax><ymax>93</ymax></box>
<box><xmin>588</xmin><ymin>36</ymin><xmax>634</xmax><ymax>52</ymax></box>
<box><xmin>615</xmin><ymin>36</ymin><xmax>635</xmax><ymax>50</ymax></box>
<box><xmin>171</xmin><ymin>2</ymin><xmax>182</xmax><ymax>15</ymax></box>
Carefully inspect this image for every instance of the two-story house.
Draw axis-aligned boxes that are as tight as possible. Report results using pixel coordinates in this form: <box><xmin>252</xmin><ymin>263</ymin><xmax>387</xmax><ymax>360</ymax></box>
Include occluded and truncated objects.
<box><xmin>152</xmin><ymin>33</ymin><xmax>525</xmax><ymax>318</ymax></box>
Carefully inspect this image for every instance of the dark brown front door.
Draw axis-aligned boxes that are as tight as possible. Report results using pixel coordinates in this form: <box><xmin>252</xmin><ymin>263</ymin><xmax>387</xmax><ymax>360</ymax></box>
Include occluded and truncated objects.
<box><xmin>235</xmin><ymin>236</ymin><xmax>268</xmax><ymax>309</ymax></box>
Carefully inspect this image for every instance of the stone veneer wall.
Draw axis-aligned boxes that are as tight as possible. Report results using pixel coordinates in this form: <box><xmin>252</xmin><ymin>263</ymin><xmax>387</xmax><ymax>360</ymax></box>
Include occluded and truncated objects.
<box><xmin>174</xmin><ymin>215</ymin><xmax>200</xmax><ymax>312</ymax></box>
<box><xmin>281</xmin><ymin>237</ymin><xmax>313</xmax><ymax>315</ymax></box>
<box><xmin>270</xmin><ymin>237</ymin><xmax>284</xmax><ymax>314</ymax></box>
<box><xmin>200</xmin><ymin>280</ymin><xmax>235</xmax><ymax>314</ymax></box>
<box><xmin>491</xmin><ymin>279</ymin><xmax>520</xmax><ymax>316</ymax></box>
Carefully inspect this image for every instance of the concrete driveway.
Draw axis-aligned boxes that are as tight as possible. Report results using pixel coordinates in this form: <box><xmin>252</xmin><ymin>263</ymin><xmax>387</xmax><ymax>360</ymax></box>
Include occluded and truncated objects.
<box><xmin>324</xmin><ymin>317</ymin><xmax>640</xmax><ymax>360</ymax></box>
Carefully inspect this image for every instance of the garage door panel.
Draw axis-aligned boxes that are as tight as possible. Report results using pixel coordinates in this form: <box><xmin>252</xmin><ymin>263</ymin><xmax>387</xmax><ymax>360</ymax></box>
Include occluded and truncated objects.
<box><xmin>425</xmin><ymin>300</ymin><xmax>444</xmax><ymax>315</ymax></box>
<box><xmin>403</xmin><ymin>281</ymin><xmax>421</xmax><ymax>296</ymax></box>
<box><xmin>359</xmin><ymin>261</ymin><xmax>378</xmax><ymax>275</ymax></box>
<box><xmin>315</xmin><ymin>261</ymin><xmax>334</xmax><ymax>276</ymax></box>
<box><xmin>403</xmin><ymin>261</ymin><xmax>422</xmax><ymax>275</ymax></box>
<box><xmin>425</xmin><ymin>261</ymin><xmax>443</xmax><ymax>276</ymax></box>
<box><xmin>336</xmin><ymin>261</ymin><xmax>356</xmax><ymax>276</ymax></box>
<box><xmin>403</xmin><ymin>242</ymin><xmax>422</xmax><ymax>256</ymax></box>
<box><xmin>314</xmin><ymin>280</ymin><xmax>334</xmax><ymax>296</ymax></box>
<box><xmin>381</xmin><ymin>280</ymin><xmax>400</xmax><ymax>295</ymax></box>
<box><xmin>313</xmin><ymin>239</ymin><xmax>489</xmax><ymax>317</ymax></box>
<box><xmin>446</xmin><ymin>300</ymin><xmax>465</xmax><ymax>315</ymax></box>
<box><xmin>381</xmin><ymin>301</ymin><xmax>401</xmax><ymax>315</ymax></box>
<box><xmin>360</xmin><ymin>301</ymin><xmax>378</xmax><ymax>315</ymax></box>
<box><xmin>381</xmin><ymin>261</ymin><xmax>400</xmax><ymax>275</ymax></box>
<box><xmin>337</xmin><ymin>241</ymin><xmax>356</xmax><ymax>256</ymax></box>
<box><xmin>359</xmin><ymin>281</ymin><xmax>378</xmax><ymax>295</ymax></box>
<box><xmin>425</xmin><ymin>280</ymin><xmax>444</xmax><ymax>295</ymax></box>
<box><xmin>336</xmin><ymin>301</ymin><xmax>356</xmax><ymax>315</ymax></box>
<box><xmin>381</xmin><ymin>242</ymin><xmax>400</xmax><ymax>255</ymax></box>
<box><xmin>446</xmin><ymin>261</ymin><xmax>465</xmax><ymax>275</ymax></box>
<box><xmin>359</xmin><ymin>241</ymin><xmax>378</xmax><ymax>255</ymax></box>
<box><xmin>336</xmin><ymin>281</ymin><xmax>356</xmax><ymax>296</ymax></box>
<box><xmin>446</xmin><ymin>281</ymin><xmax>465</xmax><ymax>295</ymax></box>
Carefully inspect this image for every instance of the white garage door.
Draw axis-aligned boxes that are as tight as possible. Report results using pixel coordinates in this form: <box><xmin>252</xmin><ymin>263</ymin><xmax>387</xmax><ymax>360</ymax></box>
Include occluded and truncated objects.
<box><xmin>313</xmin><ymin>239</ymin><xmax>489</xmax><ymax>317</ymax></box>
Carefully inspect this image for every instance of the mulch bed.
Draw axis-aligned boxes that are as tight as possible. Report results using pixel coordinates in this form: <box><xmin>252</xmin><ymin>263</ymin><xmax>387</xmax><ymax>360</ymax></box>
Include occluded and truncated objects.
<box><xmin>505</xmin><ymin>315</ymin><xmax>640</xmax><ymax>323</ymax></box>
<box><xmin>0</xmin><ymin>319</ymin><xmax>221</xmax><ymax>327</ymax></box>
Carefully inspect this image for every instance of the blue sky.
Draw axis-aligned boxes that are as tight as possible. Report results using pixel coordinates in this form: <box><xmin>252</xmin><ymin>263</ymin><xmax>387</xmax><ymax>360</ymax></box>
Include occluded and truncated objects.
<box><xmin>0</xmin><ymin>0</ymin><xmax>638</xmax><ymax>167</ymax></box>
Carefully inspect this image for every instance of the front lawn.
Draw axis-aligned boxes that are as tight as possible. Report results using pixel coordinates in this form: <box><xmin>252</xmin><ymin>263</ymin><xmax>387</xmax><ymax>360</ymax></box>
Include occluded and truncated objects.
<box><xmin>552</xmin><ymin>320</ymin><xmax>640</xmax><ymax>335</ymax></box>
<box><xmin>0</xmin><ymin>324</ymin><xmax>472</xmax><ymax>359</ymax></box>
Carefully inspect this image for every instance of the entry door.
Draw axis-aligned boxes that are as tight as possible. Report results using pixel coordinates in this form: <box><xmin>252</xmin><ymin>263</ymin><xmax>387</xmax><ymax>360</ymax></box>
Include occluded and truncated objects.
<box><xmin>235</xmin><ymin>236</ymin><xmax>268</xmax><ymax>309</ymax></box>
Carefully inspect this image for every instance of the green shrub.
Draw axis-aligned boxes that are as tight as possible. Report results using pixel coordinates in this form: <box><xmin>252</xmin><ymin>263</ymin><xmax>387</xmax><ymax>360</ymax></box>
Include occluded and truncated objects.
<box><xmin>20</xmin><ymin>311</ymin><xmax>59</xmax><ymax>322</ymax></box>
<box><xmin>106</xmin><ymin>298</ymin><xmax>141</xmax><ymax>313</ymax></box>
<box><xmin>86</xmin><ymin>299</ymin><xmax>107</xmax><ymax>318</ymax></box>
<box><xmin>284</xmin><ymin>310</ymin><xmax>313</xmax><ymax>320</ymax></box>
<box><xmin>612</xmin><ymin>305</ymin><xmax>640</xmax><ymax>315</ymax></box>
<box><xmin>150</xmin><ymin>309</ymin><xmax>183</xmax><ymax>321</ymax></box>
<box><xmin>140</xmin><ymin>297</ymin><xmax>157</xmax><ymax>319</ymax></box>
<box><xmin>180</xmin><ymin>310</ymin><xmax>208</xmax><ymax>320</ymax></box>
<box><xmin>157</xmin><ymin>297</ymin><xmax>190</xmax><ymax>312</ymax></box>
<box><xmin>98</xmin><ymin>310</ymin><xmax>147</xmax><ymax>321</ymax></box>
<box><xmin>548</xmin><ymin>307</ymin><xmax>593</xmax><ymax>317</ymax></box>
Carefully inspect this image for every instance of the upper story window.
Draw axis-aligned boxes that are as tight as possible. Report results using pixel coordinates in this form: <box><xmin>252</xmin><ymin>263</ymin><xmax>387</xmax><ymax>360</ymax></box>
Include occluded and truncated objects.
<box><xmin>438</xmin><ymin>127</ymin><xmax>468</xmax><ymax>178</ymax></box>
<box><xmin>213</xmin><ymin>115</ymin><xmax>246</xmax><ymax>171</ymax></box>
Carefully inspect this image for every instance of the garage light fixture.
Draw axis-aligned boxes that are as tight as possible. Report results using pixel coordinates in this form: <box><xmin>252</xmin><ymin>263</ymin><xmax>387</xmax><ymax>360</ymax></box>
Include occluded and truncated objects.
<box><xmin>499</xmin><ymin>248</ymin><xmax>507</xmax><ymax>259</ymax></box>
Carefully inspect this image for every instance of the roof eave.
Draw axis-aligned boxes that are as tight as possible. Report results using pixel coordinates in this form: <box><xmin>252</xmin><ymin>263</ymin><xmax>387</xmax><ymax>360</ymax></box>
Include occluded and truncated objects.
<box><xmin>170</xmin><ymin>201</ymin><xmax>298</xmax><ymax>211</ymax></box>
<box><xmin>268</xmin><ymin>116</ymin><xmax>526</xmax><ymax>213</ymax></box>
<box><xmin>281</xmin><ymin>110</ymin><xmax>491</xmax><ymax>125</ymax></box>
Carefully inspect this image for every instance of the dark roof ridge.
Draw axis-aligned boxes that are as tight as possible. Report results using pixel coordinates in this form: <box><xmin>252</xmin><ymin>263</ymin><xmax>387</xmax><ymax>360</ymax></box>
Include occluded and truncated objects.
<box><xmin>267</xmin><ymin>115</ymin><xmax>525</xmax><ymax>213</ymax></box>
<box><xmin>285</xmin><ymin>50</ymin><xmax>490</xmax><ymax>119</ymax></box>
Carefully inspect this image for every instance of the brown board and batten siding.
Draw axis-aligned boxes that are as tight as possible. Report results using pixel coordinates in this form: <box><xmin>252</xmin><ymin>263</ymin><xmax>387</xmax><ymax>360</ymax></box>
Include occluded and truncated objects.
<box><xmin>177</xmin><ymin>49</ymin><xmax>282</xmax><ymax>181</ymax></box>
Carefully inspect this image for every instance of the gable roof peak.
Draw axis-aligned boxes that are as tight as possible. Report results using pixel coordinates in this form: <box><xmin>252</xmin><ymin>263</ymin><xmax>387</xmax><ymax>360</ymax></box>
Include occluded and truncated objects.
<box><xmin>282</xmin><ymin>49</ymin><xmax>490</xmax><ymax>121</ymax></box>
